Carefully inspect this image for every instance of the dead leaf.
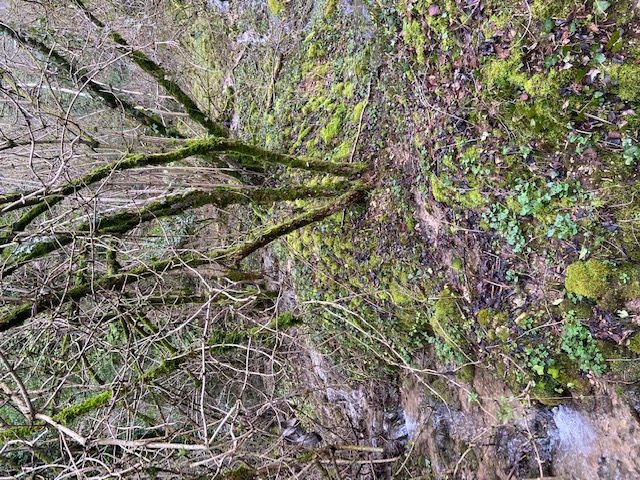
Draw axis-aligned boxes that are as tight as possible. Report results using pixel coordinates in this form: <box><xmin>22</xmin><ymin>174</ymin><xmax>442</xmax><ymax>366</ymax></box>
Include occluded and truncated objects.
<box><xmin>428</xmin><ymin>3</ymin><xmax>441</xmax><ymax>16</ymax></box>
<box><xmin>495</xmin><ymin>46</ymin><xmax>511</xmax><ymax>59</ymax></box>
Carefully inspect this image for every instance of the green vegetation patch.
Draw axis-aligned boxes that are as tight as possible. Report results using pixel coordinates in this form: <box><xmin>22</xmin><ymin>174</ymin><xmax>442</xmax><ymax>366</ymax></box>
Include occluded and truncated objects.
<box><xmin>565</xmin><ymin>259</ymin><xmax>612</xmax><ymax>300</ymax></box>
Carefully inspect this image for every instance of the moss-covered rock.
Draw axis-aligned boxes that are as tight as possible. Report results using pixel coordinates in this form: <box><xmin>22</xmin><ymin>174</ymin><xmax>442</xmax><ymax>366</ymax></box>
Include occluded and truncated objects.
<box><xmin>565</xmin><ymin>259</ymin><xmax>612</xmax><ymax>299</ymax></box>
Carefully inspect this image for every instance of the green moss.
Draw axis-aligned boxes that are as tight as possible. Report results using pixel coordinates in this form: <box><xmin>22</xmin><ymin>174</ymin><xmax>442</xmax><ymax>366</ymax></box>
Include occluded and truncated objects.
<box><xmin>561</xmin><ymin>303</ymin><xmax>594</xmax><ymax>320</ymax></box>
<box><xmin>460</xmin><ymin>145</ymin><xmax>480</xmax><ymax>162</ymax></box>
<box><xmin>403</xmin><ymin>19</ymin><xmax>427</xmax><ymax>64</ymax></box>
<box><xmin>430</xmin><ymin>174</ymin><xmax>485</xmax><ymax>208</ymax></box>
<box><xmin>477</xmin><ymin>309</ymin><xmax>490</xmax><ymax>328</ymax></box>
<box><xmin>530</xmin><ymin>0</ymin><xmax>573</xmax><ymax>19</ymax></box>
<box><xmin>224</xmin><ymin>466</ymin><xmax>257</xmax><ymax>480</ymax></box>
<box><xmin>351</xmin><ymin>100</ymin><xmax>367</xmax><ymax>123</ymax></box>
<box><xmin>523</xmin><ymin>70</ymin><xmax>574</xmax><ymax>98</ymax></box>
<box><xmin>456</xmin><ymin>364</ymin><xmax>475</xmax><ymax>383</ymax></box>
<box><xmin>306</xmin><ymin>43</ymin><xmax>321</xmax><ymax>60</ymax></box>
<box><xmin>343</xmin><ymin>82</ymin><xmax>355</xmax><ymax>99</ymax></box>
<box><xmin>565</xmin><ymin>259</ymin><xmax>613</xmax><ymax>299</ymax></box>
<box><xmin>333</xmin><ymin>140</ymin><xmax>353</xmax><ymax>160</ymax></box>
<box><xmin>267</xmin><ymin>0</ymin><xmax>285</xmax><ymax>17</ymax></box>
<box><xmin>324</xmin><ymin>0</ymin><xmax>338</xmax><ymax>15</ymax></box>
<box><xmin>389</xmin><ymin>284</ymin><xmax>413</xmax><ymax>306</ymax></box>
<box><xmin>608</xmin><ymin>63</ymin><xmax>640</xmax><ymax>102</ymax></box>
<box><xmin>320</xmin><ymin>114</ymin><xmax>343</xmax><ymax>144</ymax></box>
<box><xmin>628</xmin><ymin>333</ymin><xmax>640</xmax><ymax>355</ymax></box>
<box><xmin>0</xmin><ymin>425</ymin><xmax>43</xmax><ymax>442</ymax></box>
<box><xmin>554</xmin><ymin>354</ymin><xmax>592</xmax><ymax>397</ymax></box>
<box><xmin>55</xmin><ymin>390</ymin><xmax>113</xmax><ymax>425</ymax></box>
<box><xmin>495</xmin><ymin>325</ymin><xmax>510</xmax><ymax>342</ymax></box>
<box><xmin>427</xmin><ymin>377</ymin><xmax>454</xmax><ymax>404</ymax></box>
<box><xmin>483</xmin><ymin>51</ymin><xmax>526</xmax><ymax>90</ymax></box>
<box><xmin>451</xmin><ymin>257</ymin><xmax>463</xmax><ymax>274</ymax></box>
<box><xmin>430</xmin><ymin>288</ymin><xmax>469</xmax><ymax>354</ymax></box>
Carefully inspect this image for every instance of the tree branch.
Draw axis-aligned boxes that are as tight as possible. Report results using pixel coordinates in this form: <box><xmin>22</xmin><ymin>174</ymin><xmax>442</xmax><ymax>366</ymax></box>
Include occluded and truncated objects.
<box><xmin>72</xmin><ymin>0</ymin><xmax>229</xmax><ymax>138</ymax></box>
<box><xmin>0</xmin><ymin>21</ymin><xmax>178</xmax><ymax>138</ymax></box>
<box><xmin>2</xmin><ymin>180</ymin><xmax>360</xmax><ymax>274</ymax></box>
<box><xmin>0</xmin><ymin>189</ymin><xmax>365</xmax><ymax>332</ymax></box>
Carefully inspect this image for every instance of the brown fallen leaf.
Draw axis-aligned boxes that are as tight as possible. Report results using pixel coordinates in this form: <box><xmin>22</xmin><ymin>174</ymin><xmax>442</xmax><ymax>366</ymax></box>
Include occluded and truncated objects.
<box><xmin>587</xmin><ymin>23</ymin><xmax>600</xmax><ymax>33</ymax></box>
<box><xmin>495</xmin><ymin>45</ymin><xmax>511</xmax><ymax>59</ymax></box>
<box><xmin>428</xmin><ymin>3</ymin><xmax>441</xmax><ymax>16</ymax></box>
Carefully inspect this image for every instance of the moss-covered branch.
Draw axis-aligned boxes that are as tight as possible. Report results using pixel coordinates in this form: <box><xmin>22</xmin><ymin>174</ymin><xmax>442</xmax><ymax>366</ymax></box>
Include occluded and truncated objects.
<box><xmin>3</xmin><ymin>180</ymin><xmax>359</xmax><ymax>275</ymax></box>
<box><xmin>72</xmin><ymin>0</ymin><xmax>228</xmax><ymax>138</ymax></box>
<box><xmin>227</xmin><ymin>189</ymin><xmax>366</xmax><ymax>264</ymax></box>
<box><xmin>0</xmin><ymin>187</ymin><xmax>366</xmax><ymax>332</ymax></box>
<box><xmin>0</xmin><ymin>135</ymin><xmax>363</xmax><ymax>238</ymax></box>
<box><xmin>212</xmin><ymin>138</ymin><xmax>368</xmax><ymax>176</ymax></box>
<box><xmin>0</xmin><ymin>138</ymin><xmax>225</xmax><ymax>213</ymax></box>
<box><xmin>0</xmin><ymin>22</ymin><xmax>177</xmax><ymax>138</ymax></box>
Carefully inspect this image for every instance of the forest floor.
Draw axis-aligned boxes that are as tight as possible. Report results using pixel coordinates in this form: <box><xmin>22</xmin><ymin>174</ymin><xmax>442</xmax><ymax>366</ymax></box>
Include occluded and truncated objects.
<box><xmin>201</xmin><ymin>0</ymin><xmax>640</xmax><ymax>477</ymax></box>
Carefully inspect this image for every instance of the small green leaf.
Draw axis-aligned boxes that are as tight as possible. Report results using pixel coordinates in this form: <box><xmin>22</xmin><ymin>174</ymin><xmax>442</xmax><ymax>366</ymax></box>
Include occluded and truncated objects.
<box><xmin>579</xmin><ymin>245</ymin><xmax>589</xmax><ymax>260</ymax></box>
<box><xmin>594</xmin><ymin>0</ymin><xmax>611</xmax><ymax>14</ymax></box>
<box><xmin>533</xmin><ymin>364</ymin><xmax>545</xmax><ymax>376</ymax></box>
<box><xmin>542</xmin><ymin>18</ymin><xmax>555</xmax><ymax>34</ymax></box>
<box><xmin>593</xmin><ymin>52</ymin><xmax>606</xmax><ymax>64</ymax></box>
<box><xmin>617</xmin><ymin>310</ymin><xmax>630</xmax><ymax>318</ymax></box>
<box><xmin>606</xmin><ymin>30</ymin><xmax>621</xmax><ymax>50</ymax></box>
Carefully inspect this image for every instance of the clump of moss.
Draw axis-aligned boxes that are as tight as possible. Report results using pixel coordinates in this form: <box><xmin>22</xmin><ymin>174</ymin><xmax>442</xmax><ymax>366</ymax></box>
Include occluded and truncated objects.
<box><xmin>560</xmin><ymin>303</ymin><xmax>594</xmax><ymax>320</ymax></box>
<box><xmin>553</xmin><ymin>354</ymin><xmax>592</xmax><ymax>397</ymax></box>
<box><xmin>476</xmin><ymin>309</ymin><xmax>490</xmax><ymax>328</ymax></box>
<box><xmin>495</xmin><ymin>325</ymin><xmax>510</xmax><ymax>342</ymax></box>
<box><xmin>627</xmin><ymin>333</ymin><xmax>640</xmax><ymax>355</ymax></box>
<box><xmin>224</xmin><ymin>466</ymin><xmax>256</xmax><ymax>480</ymax></box>
<box><xmin>320</xmin><ymin>114</ymin><xmax>343</xmax><ymax>144</ymax></box>
<box><xmin>456</xmin><ymin>364</ymin><xmax>475</xmax><ymax>383</ymax></box>
<box><xmin>351</xmin><ymin>100</ymin><xmax>366</xmax><ymax>122</ymax></box>
<box><xmin>483</xmin><ymin>51</ymin><xmax>526</xmax><ymax>90</ymax></box>
<box><xmin>430</xmin><ymin>288</ymin><xmax>464</xmax><ymax>345</ymax></box>
<box><xmin>451</xmin><ymin>257</ymin><xmax>464</xmax><ymax>274</ymax></box>
<box><xmin>324</xmin><ymin>0</ymin><xmax>338</xmax><ymax>15</ymax></box>
<box><xmin>403</xmin><ymin>19</ymin><xmax>427</xmax><ymax>64</ymax></box>
<box><xmin>609</xmin><ymin>63</ymin><xmax>640</xmax><ymax>103</ymax></box>
<box><xmin>565</xmin><ymin>259</ymin><xmax>612</xmax><ymax>299</ymax></box>
<box><xmin>430</xmin><ymin>174</ymin><xmax>485</xmax><ymax>209</ymax></box>
<box><xmin>530</xmin><ymin>0</ymin><xmax>573</xmax><ymax>19</ymax></box>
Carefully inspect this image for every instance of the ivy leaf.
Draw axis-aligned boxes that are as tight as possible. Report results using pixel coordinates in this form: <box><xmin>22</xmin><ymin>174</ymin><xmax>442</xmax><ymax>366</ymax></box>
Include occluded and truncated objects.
<box><xmin>593</xmin><ymin>52</ymin><xmax>606</xmax><ymax>64</ymax></box>
<box><xmin>594</xmin><ymin>0</ymin><xmax>611</xmax><ymax>14</ymax></box>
